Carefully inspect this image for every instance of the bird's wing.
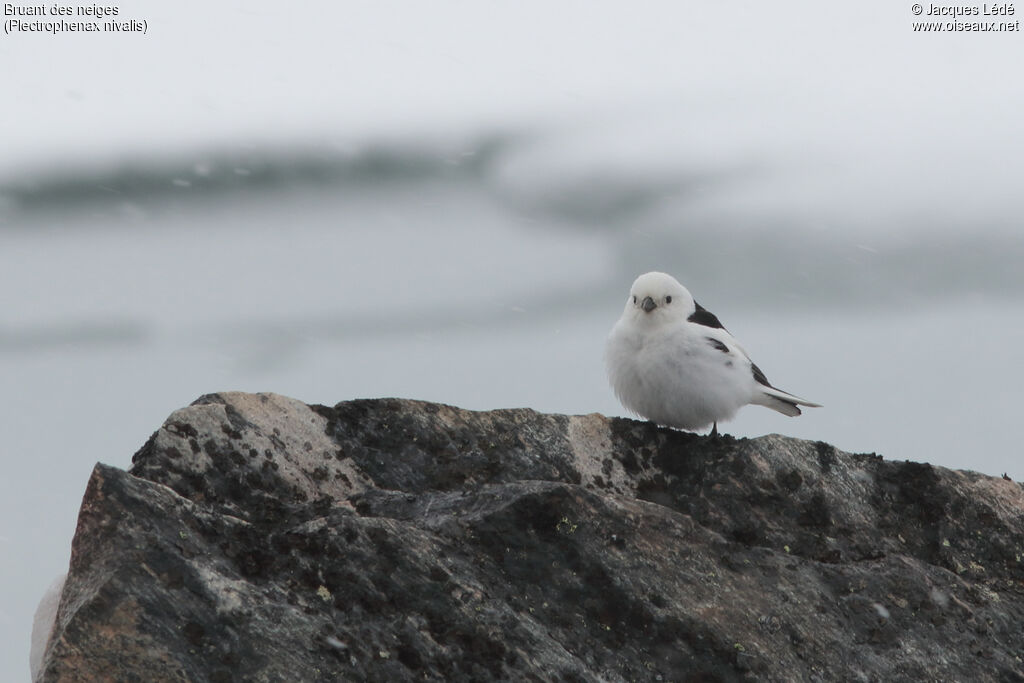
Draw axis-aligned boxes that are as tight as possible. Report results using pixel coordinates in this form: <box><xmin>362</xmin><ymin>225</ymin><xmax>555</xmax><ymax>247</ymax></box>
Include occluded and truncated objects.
<box><xmin>689</xmin><ymin>302</ymin><xmax>756</xmax><ymax>357</ymax></box>
<box><xmin>687</xmin><ymin>301</ymin><xmax>726</xmax><ymax>330</ymax></box>
<box><xmin>688</xmin><ymin>302</ymin><xmax>821</xmax><ymax>410</ymax></box>
<box><xmin>702</xmin><ymin>326</ymin><xmax>822</xmax><ymax>410</ymax></box>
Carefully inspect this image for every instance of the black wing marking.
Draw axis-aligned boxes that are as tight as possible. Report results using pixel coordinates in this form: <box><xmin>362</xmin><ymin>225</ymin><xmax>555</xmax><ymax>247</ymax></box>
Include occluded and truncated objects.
<box><xmin>705</xmin><ymin>337</ymin><xmax>729</xmax><ymax>354</ymax></box>
<box><xmin>750</xmin><ymin>362</ymin><xmax>771</xmax><ymax>388</ymax></box>
<box><xmin>687</xmin><ymin>301</ymin><xmax>726</xmax><ymax>330</ymax></box>
<box><xmin>691</xmin><ymin>302</ymin><xmax>779</xmax><ymax>391</ymax></box>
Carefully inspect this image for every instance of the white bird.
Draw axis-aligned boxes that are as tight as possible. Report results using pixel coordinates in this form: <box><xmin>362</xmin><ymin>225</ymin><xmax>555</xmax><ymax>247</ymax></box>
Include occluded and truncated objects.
<box><xmin>606</xmin><ymin>271</ymin><xmax>820</xmax><ymax>435</ymax></box>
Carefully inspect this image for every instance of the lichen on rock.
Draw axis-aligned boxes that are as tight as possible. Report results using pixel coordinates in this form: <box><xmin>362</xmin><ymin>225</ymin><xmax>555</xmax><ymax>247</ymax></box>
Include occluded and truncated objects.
<box><xmin>34</xmin><ymin>392</ymin><xmax>1024</xmax><ymax>681</ymax></box>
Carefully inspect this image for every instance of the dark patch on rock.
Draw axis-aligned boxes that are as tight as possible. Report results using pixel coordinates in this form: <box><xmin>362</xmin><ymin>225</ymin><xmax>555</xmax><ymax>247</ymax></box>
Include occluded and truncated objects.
<box><xmin>220</xmin><ymin>423</ymin><xmax>242</xmax><ymax>440</ymax></box>
<box><xmin>37</xmin><ymin>393</ymin><xmax>1024</xmax><ymax>682</ymax></box>
<box><xmin>815</xmin><ymin>440</ymin><xmax>837</xmax><ymax>473</ymax></box>
<box><xmin>797</xmin><ymin>492</ymin><xmax>832</xmax><ymax>528</ymax></box>
<box><xmin>130</xmin><ymin>430</ymin><xmax>158</xmax><ymax>465</ymax></box>
<box><xmin>778</xmin><ymin>468</ymin><xmax>803</xmax><ymax>492</ymax></box>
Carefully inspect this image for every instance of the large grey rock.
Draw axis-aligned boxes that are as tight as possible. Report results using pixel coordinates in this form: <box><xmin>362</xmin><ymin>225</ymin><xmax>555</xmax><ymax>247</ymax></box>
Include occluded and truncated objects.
<box><xmin>36</xmin><ymin>392</ymin><xmax>1024</xmax><ymax>681</ymax></box>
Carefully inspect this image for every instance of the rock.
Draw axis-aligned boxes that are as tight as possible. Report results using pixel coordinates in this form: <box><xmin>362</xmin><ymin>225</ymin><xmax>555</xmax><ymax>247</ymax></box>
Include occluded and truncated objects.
<box><xmin>29</xmin><ymin>573</ymin><xmax>66</xmax><ymax>681</ymax></box>
<box><xmin>35</xmin><ymin>392</ymin><xmax>1024</xmax><ymax>682</ymax></box>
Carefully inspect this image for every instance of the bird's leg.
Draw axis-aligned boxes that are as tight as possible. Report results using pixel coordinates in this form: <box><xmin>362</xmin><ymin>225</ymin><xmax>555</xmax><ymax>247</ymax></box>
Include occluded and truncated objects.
<box><xmin>710</xmin><ymin>422</ymin><xmax>718</xmax><ymax>438</ymax></box>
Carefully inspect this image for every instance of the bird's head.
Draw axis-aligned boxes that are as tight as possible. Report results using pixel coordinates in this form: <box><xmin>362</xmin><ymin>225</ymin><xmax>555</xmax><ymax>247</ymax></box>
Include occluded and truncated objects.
<box><xmin>623</xmin><ymin>271</ymin><xmax>694</xmax><ymax>324</ymax></box>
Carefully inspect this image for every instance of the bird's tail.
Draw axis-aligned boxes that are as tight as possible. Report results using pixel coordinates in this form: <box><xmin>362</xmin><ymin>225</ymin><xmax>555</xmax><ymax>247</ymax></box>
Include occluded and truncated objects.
<box><xmin>753</xmin><ymin>386</ymin><xmax>822</xmax><ymax>417</ymax></box>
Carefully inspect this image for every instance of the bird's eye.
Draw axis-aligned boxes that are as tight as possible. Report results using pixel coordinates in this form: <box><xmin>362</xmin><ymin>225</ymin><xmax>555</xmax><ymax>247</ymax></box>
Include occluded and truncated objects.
<box><xmin>632</xmin><ymin>296</ymin><xmax>637</xmax><ymax>304</ymax></box>
<box><xmin>665</xmin><ymin>296</ymin><xmax>673</xmax><ymax>304</ymax></box>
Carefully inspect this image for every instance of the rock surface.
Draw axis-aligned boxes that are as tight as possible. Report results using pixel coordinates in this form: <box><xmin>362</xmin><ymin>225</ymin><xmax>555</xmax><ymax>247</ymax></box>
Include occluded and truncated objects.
<box><xmin>36</xmin><ymin>392</ymin><xmax>1024</xmax><ymax>682</ymax></box>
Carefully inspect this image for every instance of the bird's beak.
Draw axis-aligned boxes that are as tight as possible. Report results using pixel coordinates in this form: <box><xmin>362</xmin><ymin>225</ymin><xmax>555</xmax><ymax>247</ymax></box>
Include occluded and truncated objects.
<box><xmin>641</xmin><ymin>296</ymin><xmax>657</xmax><ymax>313</ymax></box>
